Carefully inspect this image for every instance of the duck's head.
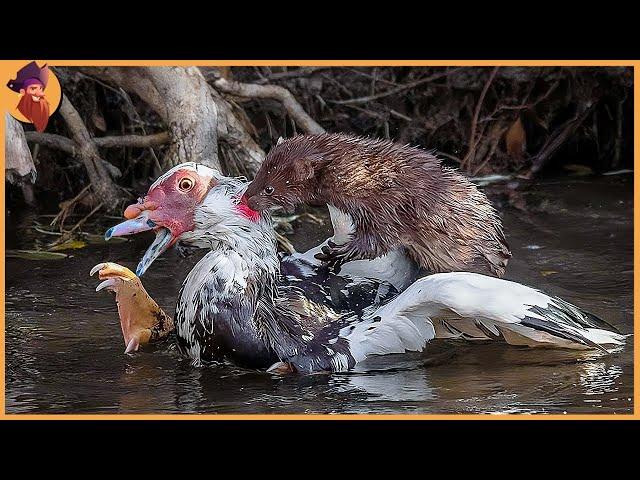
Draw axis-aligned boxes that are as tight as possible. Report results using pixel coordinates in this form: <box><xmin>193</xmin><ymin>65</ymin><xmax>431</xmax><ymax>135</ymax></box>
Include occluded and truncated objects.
<box><xmin>105</xmin><ymin>162</ymin><xmax>264</xmax><ymax>276</ymax></box>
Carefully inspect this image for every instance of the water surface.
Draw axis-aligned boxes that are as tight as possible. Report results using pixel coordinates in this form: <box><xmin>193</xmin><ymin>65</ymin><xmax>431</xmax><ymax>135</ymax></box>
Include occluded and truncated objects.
<box><xmin>5</xmin><ymin>174</ymin><xmax>634</xmax><ymax>414</ymax></box>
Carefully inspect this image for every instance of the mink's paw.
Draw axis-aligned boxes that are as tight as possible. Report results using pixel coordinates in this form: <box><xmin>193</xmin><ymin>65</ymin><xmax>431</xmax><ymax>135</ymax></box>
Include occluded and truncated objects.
<box><xmin>314</xmin><ymin>240</ymin><xmax>354</xmax><ymax>273</ymax></box>
<box><xmin>313</xmin><ymin>240</ymin><xmax>340</xmax><ymax>263</ymax></box>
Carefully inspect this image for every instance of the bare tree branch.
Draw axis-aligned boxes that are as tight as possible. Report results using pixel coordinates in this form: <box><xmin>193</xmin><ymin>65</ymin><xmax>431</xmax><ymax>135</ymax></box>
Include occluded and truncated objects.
<box><xmin>212</xmin><ymin>77</ymin><xmax>325</xmax><ymax>135</ymax></box>
<box><xmin>254</xmin><ymin>66</ymin><xmax>332</xmax><ymax>84</ymax></box>
<box><xmin>144</xmin><ymin>67</ymin><xmax>218</xmax><ymax>168</ymax></box>
<box><xmin>24</xmin><ymin>131</ymin><xmax>76</xmax><ymax>155</ymax></box>
<box><xmin>330</xmin><ymin>68</ymin><xmax>464</xmax><ymax>105</ymax></box>
<box><xmin>24</xmin><ymin>131</ymin><xmax>172</xmax><ymax>178</ymax></box>
<box><xmin>58</xmin><ymin>94</ymin><xmax>122</xmax><ymax>208</ymax></box>
<box><xmin>81</xmin><ymin>66</ymin><xmax>263</xmax><ymax>175</ymax></box>
<box><xmin>461</xmin><ymin>67</ymin><xmax>500</xmax><ymax>169</ymax></box>
<box><xmin>95</xmin><ymin>132</ymin><xmax>170</xmax><ymax>149</ymax></box>
<box><xmin>208</xmin><ymin>86</ymin><xmax>265</xmax><ymax>176</ymax></box>
<box><xmin>25</xmin><ymin>131</ymin><xmax>170</xmax><ymax>150</ymax></box>
<box><xmin>80</xmin><ymin>67</ymin><xmax>219</xmax><ymax>169</ymax></box>
<box><xmin>527</xmin><ymin>103</ymin><xmax>597</xmax><ymax>177</ymax></box>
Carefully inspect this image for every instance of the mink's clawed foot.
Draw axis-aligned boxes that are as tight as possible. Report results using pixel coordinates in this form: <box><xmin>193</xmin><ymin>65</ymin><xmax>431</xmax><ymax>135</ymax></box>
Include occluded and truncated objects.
<box><xmin>314</xmin><ymin>240</ymin><xmax>356</xmax><ymax>273</ymax></box>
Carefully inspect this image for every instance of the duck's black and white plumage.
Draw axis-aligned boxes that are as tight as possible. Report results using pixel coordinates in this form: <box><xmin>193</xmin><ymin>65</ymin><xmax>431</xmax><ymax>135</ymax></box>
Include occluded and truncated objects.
<box><xmin>168</xmin><ymin>174</ymin><xmax>398</xmax><ymax>370</ymax></box>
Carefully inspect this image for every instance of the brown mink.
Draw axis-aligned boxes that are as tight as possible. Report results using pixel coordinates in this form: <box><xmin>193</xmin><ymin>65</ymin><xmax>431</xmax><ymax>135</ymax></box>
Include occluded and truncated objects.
<box><xmin>244</xmin><ymin>133</ymin><xmax>511</xmax><ymax>277</ymax></box>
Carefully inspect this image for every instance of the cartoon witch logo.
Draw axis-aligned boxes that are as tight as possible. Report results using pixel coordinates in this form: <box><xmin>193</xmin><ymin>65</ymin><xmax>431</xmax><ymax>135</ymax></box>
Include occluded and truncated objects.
<box><xmin>6</xmin><ymin>61</ymin><xmax>59</xmax><ymax>132</ymax></box>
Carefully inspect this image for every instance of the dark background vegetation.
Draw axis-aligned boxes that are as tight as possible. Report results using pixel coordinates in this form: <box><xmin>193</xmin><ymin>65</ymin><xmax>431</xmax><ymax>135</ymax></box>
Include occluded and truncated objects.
<box><xmin>5</xmin><ymin>66</ymin><xmax>634</xmax><ymax>237</ymax></box>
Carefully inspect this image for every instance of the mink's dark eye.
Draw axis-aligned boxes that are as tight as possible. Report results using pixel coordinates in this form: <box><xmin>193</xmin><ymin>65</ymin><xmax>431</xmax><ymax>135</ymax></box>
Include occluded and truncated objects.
<box><xmin>264</xmin><ymin>186</ymin><xmax>275</xmax><ymax>195</ymax></box>
<box><xmin>178</xmin><ymin>177</ymin><xmax>194</xmax><ymax>192</ymax></box>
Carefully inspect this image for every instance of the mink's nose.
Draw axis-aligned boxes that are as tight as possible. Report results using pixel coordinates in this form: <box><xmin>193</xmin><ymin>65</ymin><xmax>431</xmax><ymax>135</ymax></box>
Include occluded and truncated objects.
<box><xmin>246</xmin><ymin>196</ymin><xmax>261</xmax><ymax>211</ymax></box>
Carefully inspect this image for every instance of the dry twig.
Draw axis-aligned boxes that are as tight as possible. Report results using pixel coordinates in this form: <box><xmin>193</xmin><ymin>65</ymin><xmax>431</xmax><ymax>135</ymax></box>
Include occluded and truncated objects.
<box><xmin>461</xmin><ymin>67</ymin><xmax>500</xmax><ymax>170</ymax></box>
<box><xmin>331</xmin><ymin>68</ymin><xmax>464</xmax><ymax>105</ymax></box>
<box><xmin>255</xmin><ymin>67</ymin><xmax>331</xmax><ymax>84</ymax></box>
<box><xmin>50</xmin><ymin>184</ymin><xmax>91</xmax><ymax>229</ymax></box>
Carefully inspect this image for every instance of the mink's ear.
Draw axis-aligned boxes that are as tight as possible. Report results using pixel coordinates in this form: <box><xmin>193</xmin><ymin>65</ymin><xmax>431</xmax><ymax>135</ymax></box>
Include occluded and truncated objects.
<box><xmin>291</xmin><ymin>157</ymin><xmax>315</xmax><ymax>182</ymax></box>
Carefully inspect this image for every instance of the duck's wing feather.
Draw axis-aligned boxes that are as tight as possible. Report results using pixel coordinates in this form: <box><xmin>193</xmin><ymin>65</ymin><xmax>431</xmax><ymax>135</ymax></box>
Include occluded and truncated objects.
<box><xmin>273</xmin><ymin>272</ymin><xmax>627</xmax><ymax>373</ymax></box>
<box><xmin>269</xmin><ymin>284</ymin><xmax>358</xmax><ymax>373</ymax></box>
<box><xmin>347</xmin><ymin>272</ymin><xmax>626</xmax><ymax>360</ymax></box>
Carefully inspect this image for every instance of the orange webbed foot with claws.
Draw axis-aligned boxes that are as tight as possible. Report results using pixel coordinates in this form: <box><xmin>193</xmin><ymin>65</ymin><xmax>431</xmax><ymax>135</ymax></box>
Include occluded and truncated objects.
<box><xmin>90</xmin><ymin>262</ymin><xmax>174</xmax><ymax>354</ymax></box>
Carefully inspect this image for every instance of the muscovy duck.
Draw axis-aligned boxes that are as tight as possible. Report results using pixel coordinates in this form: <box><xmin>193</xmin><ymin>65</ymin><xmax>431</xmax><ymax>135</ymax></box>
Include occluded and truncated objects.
<box><xmin>92</xmin><ymin>163</ymin><xmax>626</xmax><ymax>373</ymax></box>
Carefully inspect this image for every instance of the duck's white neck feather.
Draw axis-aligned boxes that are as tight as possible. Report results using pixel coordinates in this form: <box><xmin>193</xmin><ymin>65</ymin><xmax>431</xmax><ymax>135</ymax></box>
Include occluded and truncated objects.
<box><xmin>174</xmin><ymin>179</ymin><xmax>281</xmax><ymax>364</ymax></box>
<box><xmin>181</xmin><ymin>178</ymin><xmax>274</xmax><ymax>251</ymax></box>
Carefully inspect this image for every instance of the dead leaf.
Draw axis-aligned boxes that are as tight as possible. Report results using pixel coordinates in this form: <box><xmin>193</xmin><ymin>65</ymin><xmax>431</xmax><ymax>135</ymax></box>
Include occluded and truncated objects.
<box><xmin>91</xmin><ymin>111</ymin><xmax>107</xmax><ymax>132</ymax></box>
<box><xmin>83</xmin><ymin>233</ymin><xmax>127</xmax><ymax>244</ymax></box>
<box><xmin>505</xmin><ymin>117</ymin><xmax>526</xmax><ymax>159</ymax></box>
<box><xmin>218</xmin><ymin>66</ymin><xmax>233</xmax><ymax>80</ymax></box>
<box><xmin>563</xmin><ymin>164</ymin><xmax>594</xmax><ymax>176</ymax></box>
<box><xmin>540</xmin><ymin>270</ymin><xmax>558</xmax><ymax>277</ymax></box>
<box><xmin>49</xmin><ymin>239</ymin><xmax>87</xmax><ymax>251</ymax></box>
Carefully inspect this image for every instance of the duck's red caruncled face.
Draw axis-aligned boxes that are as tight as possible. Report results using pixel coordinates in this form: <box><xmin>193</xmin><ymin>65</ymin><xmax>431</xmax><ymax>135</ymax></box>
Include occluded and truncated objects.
<box><xmin>105</xmin><ymin>163</ymin><xmax>262</xmax><ymax>276</ymax></box>
<box><xmin>107</xmin><ymin>164</ymin><xmax>261</xmax><ymax>244</ymax></box>
<box><xmin>123</xmin><ymin>167</ymin><xmax>215</xmax><ymax>243</ymax></box>
<box><xmin>106</xmin><ymin>165</ymin><xmax>216</xmax><ymax>250</ymax></box>
<box><xmin>105</xmin><ymin>164</ymin><xmax>220</xmax><ymax>276</ymax></box>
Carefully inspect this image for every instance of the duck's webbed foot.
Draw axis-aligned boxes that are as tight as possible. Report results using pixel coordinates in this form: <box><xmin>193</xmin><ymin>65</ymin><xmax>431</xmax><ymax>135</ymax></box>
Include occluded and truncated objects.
<box><xmin>266</xmin><ymin>361</ymin><xmax>297</xmax><ymax>375</ymax></box>
<box><xmin>90</xmin><ymin>262</ymin><xmax>174</xmax><ymax>354</ymax></box>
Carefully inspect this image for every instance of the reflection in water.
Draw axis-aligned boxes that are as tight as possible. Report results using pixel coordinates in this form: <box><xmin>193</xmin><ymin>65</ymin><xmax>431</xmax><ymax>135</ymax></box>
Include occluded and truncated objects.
<box><xmin>579</xmin><ymin>363</ymin><xmax>623</xmax><ymax>397</ymax></box>
<box><xmin>4</xmin><ymin>175</ymin><xmax>634</xmax><ymax>414</ymax></box>
<box><xmin>333</xmin><ymin>369</ymin><xmax>436</xmax><ymax>404</ymax></box>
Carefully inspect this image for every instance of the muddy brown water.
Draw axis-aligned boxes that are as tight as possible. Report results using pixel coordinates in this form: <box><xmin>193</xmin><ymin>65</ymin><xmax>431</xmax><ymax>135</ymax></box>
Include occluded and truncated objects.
<box><xmin>4</xmin><ymin>174</ymin><xmax>634</xmax><ymax>414</ymax></box>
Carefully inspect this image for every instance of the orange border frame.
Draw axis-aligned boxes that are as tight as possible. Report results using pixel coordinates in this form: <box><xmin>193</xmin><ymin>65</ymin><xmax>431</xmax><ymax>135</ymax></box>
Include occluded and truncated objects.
<box><xmin>0</xmin><ymin>59</ymin><xmax>637</xmax><ymax>420</ymax></box>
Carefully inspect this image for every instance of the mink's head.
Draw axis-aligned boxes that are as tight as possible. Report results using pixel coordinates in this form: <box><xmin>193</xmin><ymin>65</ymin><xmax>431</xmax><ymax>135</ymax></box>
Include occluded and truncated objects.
<box><xmin>244</xmin><ymin>137</ymin><xmax>325</xmax><ymax>212</ymax></box>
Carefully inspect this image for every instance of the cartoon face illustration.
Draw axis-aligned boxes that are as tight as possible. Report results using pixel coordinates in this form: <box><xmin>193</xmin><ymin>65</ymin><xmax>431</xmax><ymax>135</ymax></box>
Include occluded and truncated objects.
<box><xmin>6</xmin><ymin>61</ymin><xmax>51</xmax><ymax>132</ymax></box>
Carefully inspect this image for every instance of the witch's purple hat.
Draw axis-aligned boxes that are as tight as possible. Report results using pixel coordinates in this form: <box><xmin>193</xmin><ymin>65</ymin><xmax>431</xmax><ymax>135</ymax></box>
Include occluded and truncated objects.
<box><xmin>6</xmin><ymin>61</ymin><xmax>49</xmax><ymax>93</ymax></box>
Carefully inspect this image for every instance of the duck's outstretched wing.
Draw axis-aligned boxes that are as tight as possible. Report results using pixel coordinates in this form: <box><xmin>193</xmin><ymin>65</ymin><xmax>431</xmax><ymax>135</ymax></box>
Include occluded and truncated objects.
<box><xmin>342</xmin><ymin>272</ymin><xmax>626</xmax><ymax>364</ymax></box>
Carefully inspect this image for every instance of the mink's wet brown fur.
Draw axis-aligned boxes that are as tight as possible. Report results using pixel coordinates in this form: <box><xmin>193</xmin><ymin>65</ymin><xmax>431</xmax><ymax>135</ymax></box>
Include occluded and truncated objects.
<box><xmin>244</xmin><ymin>133</ymin><xmax>511</xmax><ymax>277</ymax></box>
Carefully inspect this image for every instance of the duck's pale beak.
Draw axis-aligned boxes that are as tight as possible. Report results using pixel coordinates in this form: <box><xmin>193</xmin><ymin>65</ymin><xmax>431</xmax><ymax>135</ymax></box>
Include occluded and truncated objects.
<box><xmin>105</xmin><ymin>210</ymin><xmax>156</xmax><ymax>240</ymax></box>
<box><xmin>134</xmin><ymin>228</ymin><xmax>173</xmax><ymax>277</ymax></box>
<box><xmin>104</xmin><ymin>211</ymin><xmax>175</xmax><ymax>277</ymax></box>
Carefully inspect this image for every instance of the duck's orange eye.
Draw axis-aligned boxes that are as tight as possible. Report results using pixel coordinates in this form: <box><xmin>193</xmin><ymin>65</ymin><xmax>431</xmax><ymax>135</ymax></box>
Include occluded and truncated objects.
<box><xmin>178</xmin><ymin>177</ymin><xmax>194</xmax><ymax>192</ymax></box>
